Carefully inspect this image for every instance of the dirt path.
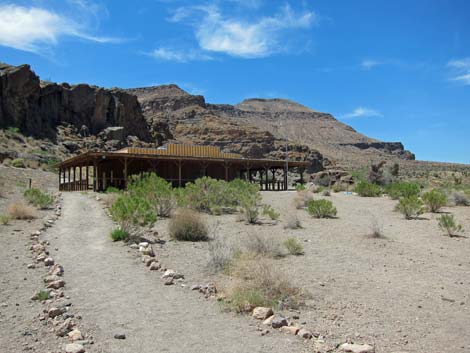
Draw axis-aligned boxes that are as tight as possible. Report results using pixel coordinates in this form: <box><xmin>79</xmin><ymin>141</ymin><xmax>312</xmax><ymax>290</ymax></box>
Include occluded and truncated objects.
<box><xmin>45</xmin><ymin>193</ymin><xmax>305</xmax><ymax>353</ymax></box>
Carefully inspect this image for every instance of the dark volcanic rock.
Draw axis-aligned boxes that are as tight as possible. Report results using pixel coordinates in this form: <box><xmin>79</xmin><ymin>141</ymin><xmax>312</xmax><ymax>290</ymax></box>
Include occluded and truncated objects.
<box><xmin>0</xmin><ymin>63</ymin><xmax>150</xmax><ymax>141</ymax></box>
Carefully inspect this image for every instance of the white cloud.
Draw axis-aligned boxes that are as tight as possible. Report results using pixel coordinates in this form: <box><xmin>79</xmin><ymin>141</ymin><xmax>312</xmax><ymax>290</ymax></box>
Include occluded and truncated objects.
<box><xmin>361</xmin><ymin>59</ymin><xmax>382</xmax><ymax>70</ymax></box>
<box><xmin>342</xmin><ymin>107</ymin><xmax>383</xmax><ymax>119</ymax></box>
<box><xmin>0</xmin><ymin>4</ymin><xmax>118</xmax><ymax>54</ymax></box>
<box><xmin>149</xmin><ymin>47</ymin><xmax>213</xmax><ymax>62</ymax></box>
<box><xmin>169</xmin><ymin>4</ymin><xmax>316</xmax><ymax>59</ymax></box>
<box><xmin>447</xmin><ymin>58</ymin><xmax>470</xmax><ymax>85</ymax></box>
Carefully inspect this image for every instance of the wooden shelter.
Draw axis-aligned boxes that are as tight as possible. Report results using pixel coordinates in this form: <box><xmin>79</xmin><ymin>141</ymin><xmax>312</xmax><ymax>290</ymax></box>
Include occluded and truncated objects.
<box><xmin>57</xmin><ymin>144</ymin><xmax>309</xmax><ymax>192</ymax></box>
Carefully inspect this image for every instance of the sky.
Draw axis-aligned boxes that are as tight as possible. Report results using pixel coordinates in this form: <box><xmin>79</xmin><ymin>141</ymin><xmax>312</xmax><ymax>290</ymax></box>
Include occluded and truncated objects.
<box><xmin>0</xmin><ymin>0</ymin><xmax>469</xmax><ymax>164</ymax></box>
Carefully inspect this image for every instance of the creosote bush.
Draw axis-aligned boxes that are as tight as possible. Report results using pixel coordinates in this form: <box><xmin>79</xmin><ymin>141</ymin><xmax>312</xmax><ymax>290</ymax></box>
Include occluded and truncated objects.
<box><xmin>283</xmin><ymin>237</ymin><xmax>304</xmax><ymax>255</ymax></box>
<box><xmin>261</xmin><ymin>204</ymin><xmax>280</xmax><ymax>221</ymax></box>
<box><xmin>0</xmin><ymin>214</ymin><xmax>10</xmax><ymax>225</ymax></box>
<box><xmin>307</xmin><ymin>199</ymin><xmax>337</xmax><ymax>218</ymax></box>
<box><xmin>169</xmin><ymin>208</ymin><xmax>208</xmax><ymax>241</ymax></box>
<box><xmin>422</xmin><ymin>189</ymin><xmax>447</xmax><ymax>213</ymax></box>
<box><xmin>438</xmin><ymin>214</ymin><xmax>464</xmax><ymax>237</ymax></box>
<box><xmin>395</xmin><ymin>195</ymin><xmax>424</xmax><ymax>219</ymax></box>
<box><xmin>354</xmin><ymin>181</ymin><xmax>382</xmax><ymax>197</ymax></box>
<box><xmin>7</xmin><ymin>201</ymin><xmax>35</xmax><ymax>220</ymax></box>
<box><xmin>110</xmin><ymin>228</ymin><xmax>129</xmax><ymax>242</ymax></box>
<box><xmin>23</xmin><ymin>188</ymin><xmax>54</xmax><ymax>209</ymax></box>
<box><xmin>385</xmin><ymin>182</ymin><xmax>421</xmax><ymax>200</ymax></box>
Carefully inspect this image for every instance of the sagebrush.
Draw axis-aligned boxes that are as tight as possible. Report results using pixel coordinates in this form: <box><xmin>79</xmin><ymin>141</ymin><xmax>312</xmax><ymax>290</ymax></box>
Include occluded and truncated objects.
<box><xmin>422</xmin><ymin>189</ymin><xmax>447</xmax><ymax>213</ymax></box>
<box><xmin>438</xmin><ymin>214</ymin><xmax>464</xmax><ymax>237</ymax></box>
<box><xmin>307</xmin><ymin>199</ymin><xmax>337</xmax><ymax>218</ymax></box>
<box><xmin>169</xmin><ymin>208</ymin><xmax>208</xmax><ymax>241</ymax></box>
<box><xmin>395</xmin><ymin>196</ymin><xmax>424</xmax><ymax>219</ymax></box>
<box><xmin>23</xmin><ymin>188</ymin><xmax>54</xmax><ymax>209</ymax></box>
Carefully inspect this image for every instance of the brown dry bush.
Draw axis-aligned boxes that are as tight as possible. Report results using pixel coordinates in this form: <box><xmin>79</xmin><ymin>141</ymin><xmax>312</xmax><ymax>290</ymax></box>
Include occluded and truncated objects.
<box><xmin>7</xmin><ymin>201</ymin><xmax>36</xmax><ymax>220</ymax></box>
<box><xmin>284</xmin><ymin>213</ymin><xmax>302</xmax><ymax>229</ymax></box>
<box><xmin>225</xmin><ymin>253</ymin><xmax>302</xmax><ymax>312</ymax></box>
<box><xmin>245</xmin><ymin>233</ymin><xmax>285</xmax><ymax>258</ymax></box>
<box><xmin>169</xmin><ymin>208</ymin><xmax>208</xmax><ymax>241</ymax></box>
<box><xmin>293</xmin><ymin>190</ymin><xmax>314</xmax><ymax>209</ymax></box>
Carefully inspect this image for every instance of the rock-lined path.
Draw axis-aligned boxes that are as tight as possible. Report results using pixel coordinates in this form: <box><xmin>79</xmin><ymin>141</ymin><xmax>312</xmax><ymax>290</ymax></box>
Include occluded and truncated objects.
<box><xmin>46</xmin><ymin>193</ymin><xmax>305</xmax><ymax>353</ymax></box>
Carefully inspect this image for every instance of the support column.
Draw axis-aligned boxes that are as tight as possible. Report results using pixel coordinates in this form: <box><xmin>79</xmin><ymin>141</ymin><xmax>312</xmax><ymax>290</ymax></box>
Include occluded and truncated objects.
<box><xmin>123</xmin><ymin>158</ymin><xmax>128</xmax><ymax>189</ymax></box>
<box><xmin>283</xmin><ymin>165</ymin><xmax>288</xmax><ymax>190</ymax></box>
<box><xmin>264</xmin><ymin>166</ymin><xmax>269</xmax><ymax>191</ymax></box>
<box><xmin>103</xmin><ymin>171</ymin><xmax>106</xmax><ymax>191</ymax></box>
<box><xmin>300</xmin><ymin>168</ymin><xmax>305</xmax><ymax>185</ymax></box>
<box><xmin>178</xmin><ymin>160</ymin><xmax>182</xmax><ymax>187</ymax></box>
<box><xmin>86</xmin><ymin>165</ymin><xmax>89</xmax><ymax>190</ymax></box>
<box><xmin>67</xmin><ymin>167</ymin><xmax>71</xmax><ymax>191</ymax></box>
<box><xmin>79</xmin><ymin>165</ymin><xmax>83</xmax><ymax>190</ymax></box>
<box><xmin>271</xmin><ymin>168</ymin><xmax>276</xmax><ymax>191</ymax></box>
<box><xmin>58</xmin><ymin>168</ymin><xmax>62</xmax><ymax>191</ymax></box>
<box><xmin>93</xmin><ymin>160</ymin><xmax>98</xmax><ymax>192</ymax></box>
<box><xmin>224</xmin><ymin>162</ymin><xmax>230</xmax><ymax>182</ymax></box>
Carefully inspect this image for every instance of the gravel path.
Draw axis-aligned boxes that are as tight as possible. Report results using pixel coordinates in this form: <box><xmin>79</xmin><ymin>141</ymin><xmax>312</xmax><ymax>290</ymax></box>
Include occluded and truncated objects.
<box><xmin>45</xmin><ymin>193</ymin><xmax>305</xmax><ymax>353</ymax></box>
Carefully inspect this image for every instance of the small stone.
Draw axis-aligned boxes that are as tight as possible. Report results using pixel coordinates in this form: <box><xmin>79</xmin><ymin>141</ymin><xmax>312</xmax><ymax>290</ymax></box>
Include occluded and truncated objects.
<box><xmin>260</xmin><ymin>329</ymin><xmax>270</xmax><ymax>336</ymax></box>
<box><xmin>129</xmin><ymin>244</ymin><xmax>139</xmax><ymax>249</ymax></box>
<box><xmin>47</xmin><ymin>280</ymin><xmax>65</xmax><ymax>289</ymax></box>
<box><xmin>44</xmin><ymin>257</ymin><xmax>54</xmax><ymax>266</ymax></box>
<box><xmin>164</xmin><ymin>277</ymin><xmax>174</xmax><ymax>285</ymax></box>
<box><xmin>31</xmin><ymin>244</ymin><xmax>45</xmax><ymax>253</ymax></box>
<box><xmin>44</xmin><ymin>275</ymin><xmax>61</xmax><ymax>283</ymax></box>
<box><xmin>271</xmin><ymin>315</ymin><xmax>288</xmax><ymax>329</ymax></box>
<box><xmin>263</xmin><ymin>315</ymin><xmax>275</xmax><ymax>326</ymax></box>
<box><xmin>191</xmin><ymin>284</ymin><xmax>201</xmax><ymax>291</ymax></box>
<box><xmin>161</xmin><ymin>269</ymin><xmax>176</xmax><ymax>279</ymax></box>
<box><xmin>49</xmin><ymin>264</ymin><xmax>64</xmax><ymax>276</ymax></box>
<box><xmin>142</xmin><ymin>245</ymin><xmax>155</xmax><ymax>257</ymax></box>
<box><xmin>68</xmin><ymin>329</ymin><xmax>83</xmax><ymax>341</ymax></box>
<box><xmin>339</xmin><ymin>343</ymin><xmax>375</xmax><ymax>353</ymax></box>
<box><xmin>36</xmin><ymin>253</ymin><xmax>47</xmax><ymax>262</ymax></box>
<box><xmin>48</xmin><ymin>307</ymin><xmax>64</xmax><ymax>318</ymax></box>
<box><xmin>138</xmin><ymin>242</ymin><xmax>149</xmax><ymax>248</ymax></box>
<box><xmin>144</xmin><ymin>257</ymin><xmax>155</xmax><ymax>267</ymax></box>
<box><xmin>252</xmin><ymin>307</ymin><xmax>274</xmax><ymax>320</ymax></box>
<box><xmin>280</xmin><ymin>326</ymin><xmax>300</xmax><ymax>335</ymax></box>
<box><xmin>65</xmin><ymin>343</ymin><xmax>85</xmax><ymax>353</ymax></box>
<box><xmin>297</xmin><ymin>328</ymin><xmax>313</xmax><ymax>339</ymax></box>
<box><xmin>114</xmin><ymin>333</ymin><xmax>126</xmax><ymax>339</ymax></box>
<box><xmin>56</xmin><ymin>318</ymin><xmax>75</xmax><ymax>337</ymax></box>
<box><xmin>149</xmin><ymin>262</ymin><xmax>161</xmax><ymax>271</ymax></box>
<box><xmin>27</xmin><ymin>264</ymin><xmax>36</xmax><ymax>269</ymax></box>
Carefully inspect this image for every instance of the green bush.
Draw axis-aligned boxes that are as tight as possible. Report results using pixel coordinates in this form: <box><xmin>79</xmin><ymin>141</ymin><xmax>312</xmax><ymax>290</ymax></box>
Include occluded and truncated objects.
<box><xmin>23</xmin><ymin>188</ymin><xmax>54</xmax><ymax>209</ymax></box>
<box><xmin>110</xmin><ymin>193</ymin><xmax>156</xmax><ymax>227</ymax></box>
<box><xmin>110</xmin><ymin>228</ymin><xmax>129</xmax><ymax>242</ymax></box>
<box><xmin>0</xmin><ymin>214</ymin><xmax>10</xmax><ymax>225</ymax></box>
<box><xmin>422</xmin><ymin>189</ymin><xmax>447</xmax><ymax>213</ymax></box>
<box><xmin>354</xmin><ymin>181</ymin><xmax>382</xmax><ymax>197</ymax></box>
<box><xmin>35</xmin><ymin>290</ymin><xmax>50</xmax><ymax>301</ymax></box>
<box><xmin>169</xmin><ymin>209</ymin><xmax>208</xmax><ymax>241</ymax></box>
<box><xmin>307</xmin><ymin>199</ymin><xmax>337</xmax><ymax>218</ymax></box>
<box><xmin>295</xmin><ymin>184</ymin><xmax>306</xmax><ymax>191</ymax></box>
<box><xmin>105</xmin><ymin>186</ymin><xmax>121</xmax><ymax>194</ymax></box>
<box><xmin>11</xmin><ymin>158</ymin><xmax>26</xmax><ymax>168</ymax></box>
<box><xmin>438</xmin><ymin>214</ymin><xmax>464</xmax><ymax>237</ymax></box>
<box><xmin>241</xmin><ymin>193</ymin><xmax>261</xmax><ymax>224</ymax></box>
<box><xmin>385</xmin><ymin>182</ymin><xmax>421</xmax><ymax>200</ymax></box>
<box><xmin>395</xmin><ymin>196</ymin><xmax>424</xmax><ymax>219</ymax></box>
<box><xmin>6</xmin><ymin>126</ymin><xmax>20</xmax><ymax>134</ymax></box>
<box><xmin>262</xmin><ymin>204</ymin><xmax>280</xmax><ymax>221</ymax></box>
<box><xmin>283</xmin><ymin>237</ymin><xmax>304</xmax><ymax>255</ymax></box>
<box><xmin>127</xmin><ymin>173</ymin><xmax>175</xmax><ymax>217</ymax></box>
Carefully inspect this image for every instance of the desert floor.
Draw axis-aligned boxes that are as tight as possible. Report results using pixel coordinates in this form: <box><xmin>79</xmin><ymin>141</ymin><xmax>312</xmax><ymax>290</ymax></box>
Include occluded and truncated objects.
<box><xmin>1</xmin><ymin>166</ymin><xmax>469</xmax><ymax>353</ymax></box>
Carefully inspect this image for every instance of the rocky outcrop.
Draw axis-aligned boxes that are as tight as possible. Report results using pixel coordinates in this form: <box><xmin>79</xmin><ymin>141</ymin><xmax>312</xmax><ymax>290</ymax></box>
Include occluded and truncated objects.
<box><xmin>339</xmin><ymin>142</ymin><xmax>415</xmax><ymax>160</ymax></box>
<box><xmin>0</xmin><ymin>63</ymin><xmax>150</xmax><ymax>141</ymax></box>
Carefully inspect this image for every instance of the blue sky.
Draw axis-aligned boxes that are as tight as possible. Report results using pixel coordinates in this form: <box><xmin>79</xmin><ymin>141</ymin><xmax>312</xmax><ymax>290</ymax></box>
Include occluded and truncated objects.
<box><xmin>1</xmin><ymin>0</ymin><xmax>469</xmax><ymax>163</ymax></box>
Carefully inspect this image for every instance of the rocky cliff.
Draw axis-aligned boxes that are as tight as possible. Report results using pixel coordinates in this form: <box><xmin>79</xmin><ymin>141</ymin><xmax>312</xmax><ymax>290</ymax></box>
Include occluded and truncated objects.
<box><xmin>0</xmin><ymin>63</ymin><xmax>150</xmax><ymax>141</ymax></box>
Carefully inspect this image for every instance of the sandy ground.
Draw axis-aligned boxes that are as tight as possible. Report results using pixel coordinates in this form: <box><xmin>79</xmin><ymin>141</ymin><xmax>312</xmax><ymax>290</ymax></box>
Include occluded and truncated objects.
<box><xmin>154</xmin><ymin>191</ymin><xmax>470</xmax><ymax>353</ymax></box>
<box><xmin>1</xmin><ymin>165</ymin><xmax>470</xmax><ymax>353</ymax></box>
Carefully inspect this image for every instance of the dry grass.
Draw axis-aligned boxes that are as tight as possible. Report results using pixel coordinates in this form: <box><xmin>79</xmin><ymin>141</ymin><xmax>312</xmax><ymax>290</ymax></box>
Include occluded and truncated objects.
<box><xmin>368</xmin><ymin>216</ymin><xmax>386</xmax><ymax>239</ymax></box>
<box><xmin>224</xmin><ymin>253</ymin><xmax>302</xmax><ymax>312</ymax></box>
<box><xmin>293</xmin><ymin>190</ymin><xmax>314</xmax><ymax>209</ymax></box>
<box><xmin>284</xmin><ymin>213</ymin><xmax>302</xmax><ymax>229</ymax></box>
<box><xmin>169</xmin><ymin>208</ymin><xmax>208</xmax><ymax>241</ymax></box>
<box><xmin>6</xmin><ymin>201</ymin><xmax>36</xmax><ymax>220</ymax></box>
<box><xmin>245</xmin><ymin>233</ymin><xmax>285</xmax><ymax>258</ymax></box>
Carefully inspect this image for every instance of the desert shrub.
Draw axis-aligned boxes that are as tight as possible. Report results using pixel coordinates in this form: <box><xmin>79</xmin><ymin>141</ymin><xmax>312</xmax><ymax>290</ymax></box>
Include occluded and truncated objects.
<box><xmin>422</xmin><ymin>189</ymin><xmax>447</xmax><ymax>213</ymax></box>
<box><xmin>293</xmin><ymin>190</ymin><xmax>314</xmax><ymax>209</ymax></box>
<box><xmin>23</xmin><ymin>188</ymin><xmax>54</xmax><ymax>209</ymax></box>
<box><xmin>182</xmin><ymin>177</ymin><xmax>259</xmax><ymax>215</ymax></box>
<box><xmin>395</xmin><ymin>196</ymin><xmax>424</xmax><ymax>219</ymax></box>
<box><xmin>355</xmin><ymin>181</ymin><xmax>381</xmax><ymax>197</ymax></box>
<box><xmin>438</xmin><ymin>214</ymin><xmax>464</xmax><ymax>237</ymax></box>
<box><xmin>307</xmin><ymin>199</ymin><xmax>337</xmax><ymax>218</ymax></box>
<box><xmin>385</xmin><ymin>182</ymin><xmax>421</xmax><ymax>200</ymax></box>
<box><xmin>105</xmin><ymin>186</ymin><xmax>120</xmax><ymax>193</ymax></box>
<box><xmin>284</xmin><ymin>213</ymin><xmax>302</xmax><ymax>229</ymax></box>
<box><xmin>10</xmin><ymin>158</ymin><xmax>25</xmax><ymax>168</ymax></box>
<box><xmin>240</xmin><ymin>193</ymin><xmax>261</xmax><ymax>224</ymax></box>
<box><xmin>0</xmin><ymin>214</ymin><xmax>10</xmax><ymax>225</ymax></box>
<box><xmin>127</xmin><ymin>173</ymin><xmax>175</xmax><ymax>217</ymax></box>
<box><xmin>110</xmin><ymin>193</ymin><xmax>156</xmax><ymax>227</ymax></box>
<box><xmin>283</xmin><ymin>237</ymin><xmax>304</xmax><ymax>255</ymax></box>
<box><xmin>245</xmin><ymin>233</ymin><xmax>285</xmax><ymax>258</ymax></box>
<box><xmin>322</xmin><ymin>189</ymin><xmax>331</xmax><ymax>196</ymax></box>
<box><xmin>295</xmin><ymin>184</ymin><xmax>306</xmax><ymax>191</ymax></box>
<box><xmin>225</xmin><ymin>254</ymin><xmax>301</xmax><ymax>312</ymax></box>
<box><xmin>207</xmin><ymin>236</ymin><xmax>237</xmax><ymax>273</ymax></box>
<box><xmin>110</xmin><ymin>228</ymin><xmax>129</xmax><ymax>242</ymax></box>
<box><xmin>368</xmin><ymin>160</ymin><xmax>386</xmax><ymax>185</ymax></box>
<box><xmin>7</xmin><ymin>201</ymin><xmax>35</xmax><ymax>219</ymax></box>
<box><xmin>35</xmin><ymin>290</ymin><xmax>50</xmax><ymax>301</ymax></box>
<box><xmin>169</xmin><ymin>208</ymin><xmax>208</xmax><ymax>241</ymax></box>
<box><xmin>261</xmin><ymin>204</ymin><xmax>280</xmax><ymax>221</ymax></box>
<box><xmin>369</xmin><ymin>217</ymin><xmax>385</xmax><ymax>238</ymax></box>
<box><xmin>6</xmin><ymin>126</ymin><xmax>20</xmax><ymax>134</ymax></box>
<box><xmin>390</xmin><ymin>163</ymin><xmax>400</xmax><ymax>177</ymax></box>
<box><xmin>332</xmin><ymin>183</ymin><xmax>345</xmax><ymax>193</ymax></box>
<box><xmin>449</xmin><ymin>191</ymin><xmax>470</xmax><ymax>206</ymax></box>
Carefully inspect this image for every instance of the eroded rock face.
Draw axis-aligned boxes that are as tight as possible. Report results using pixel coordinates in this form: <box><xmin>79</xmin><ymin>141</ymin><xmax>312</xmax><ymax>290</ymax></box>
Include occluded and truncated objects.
<box><xmin>0</xmin><ymin>63</ymin><xmax>150</xmax><ymax>141</ymax></box>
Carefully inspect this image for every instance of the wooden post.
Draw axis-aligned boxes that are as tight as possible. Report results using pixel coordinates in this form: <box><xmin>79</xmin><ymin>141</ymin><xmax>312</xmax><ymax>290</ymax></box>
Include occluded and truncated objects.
<box><xmin>178</xmin><ymin>160</ymin><xmax>182</xmax><ymax>187</ymax></box>
<box><xmin>123</xmin><ymin>158</ymin><xmax>128</xmax><ymax>189</ymax></box>
<box><xmin>271</xmin><ymin>168</ymin><xmax>276</xmax><ymax>191</ymax></box>
<box><xmin>79</xmin><ymin>165</ymin><xmax>83</xmax><ymax>190</ymax></box>
<box><xmin>86</xmin><ymin>165</ymin><xmax>89</xmax><ymax>190</ymax></box>
<box><xmin>93</xmin><ymin>160</ymin><xmax>97</xmax><ymax>192</ymax></box>
<box><xmin>264</xmin><ymin>166</ymin><xmax>269</xmax><ymax>191</ymax></box>
<box><xmin>67</xmin><ymin>167</ymin><xmax>71</xmax><ymax>191</ymax></box>
<box><xmin>103</xmin><ymin>171</ymin><xmax>106</xmax><ymax>191</ymax></box>
<box><xmin>284</xmin><ymin>165</ymin><xmax>288</xmax><ymax>190</ymax></box>
<box><xmin>224</xmin><ymin>162</ymin><xmax>230</xmax><ymax>182</ymax></box>
<box><xmin>300</xmin><ymin>168</ymin><xmax>305</xmax><ymax>185</ymax></box>
<box><xmin>58</xmin><ymin>168</ymin><xmax>61</xmax><ymax>191</ymax></box>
